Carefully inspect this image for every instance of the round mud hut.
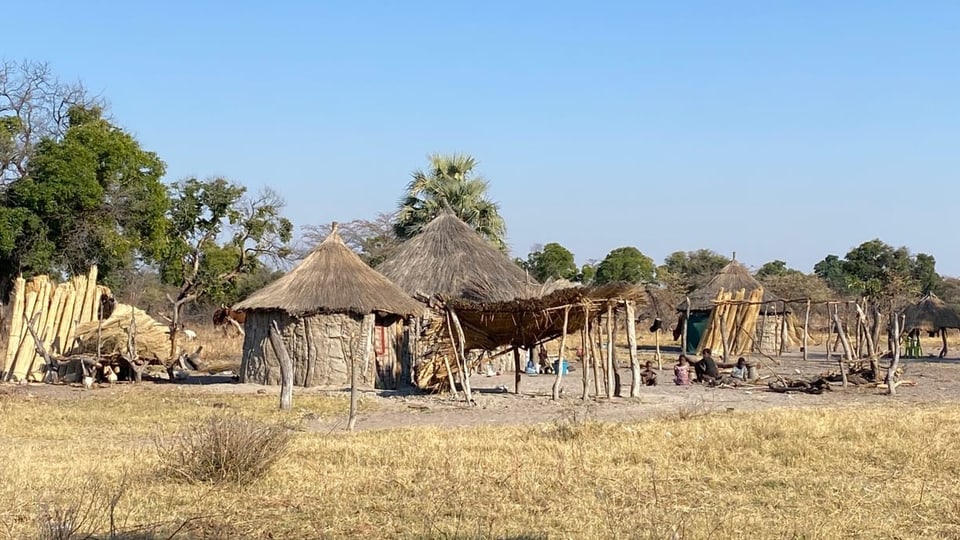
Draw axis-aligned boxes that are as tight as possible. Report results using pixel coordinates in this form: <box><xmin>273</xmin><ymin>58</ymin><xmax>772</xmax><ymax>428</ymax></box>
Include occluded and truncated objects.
<box><xmin>234</xmin><ymin>225</ymin><xmax>425</xmax><ymax>389</ymax></box>
<box><xmin>903</xmin><ymin>293</ymin><xmax>960</xmax><ymax>358</ymax></box>
<box><xmin>377</xmin><ymin>208</ymin><xmax>538</xmax><ymax>303</ymax></box>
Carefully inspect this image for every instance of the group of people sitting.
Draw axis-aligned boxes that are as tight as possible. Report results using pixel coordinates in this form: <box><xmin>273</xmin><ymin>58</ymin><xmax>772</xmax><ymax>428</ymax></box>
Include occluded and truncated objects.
<box><xmin>637</xmin><ymin>348</ymin><xmax>751</xmax><ymax>386</ymax></box>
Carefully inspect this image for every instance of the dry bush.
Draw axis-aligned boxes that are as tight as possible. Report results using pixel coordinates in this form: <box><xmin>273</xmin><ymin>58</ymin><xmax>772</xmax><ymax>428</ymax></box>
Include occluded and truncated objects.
<box><xmin>155</xmin><ymin>414</ymin><xmax>292</xmax><ymax>485</ymax></box>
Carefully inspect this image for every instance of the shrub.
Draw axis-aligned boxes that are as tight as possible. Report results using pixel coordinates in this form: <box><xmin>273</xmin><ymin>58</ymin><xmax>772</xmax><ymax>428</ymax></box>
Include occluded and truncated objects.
<box><xmin>155</xmin><ymin>414</ymin><xmax>292</xmax><ymax>486</ymax></box>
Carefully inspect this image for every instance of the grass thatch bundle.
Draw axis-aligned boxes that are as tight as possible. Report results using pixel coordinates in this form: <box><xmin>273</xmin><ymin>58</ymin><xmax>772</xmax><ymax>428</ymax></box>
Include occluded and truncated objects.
<box><xmin>682</xmin><ymin>260</ymin><xmax>782</xmax><ymax>312</ymax></box>
<box><xmin>71</xmin><ymin>304</ymin><xmax>172</xmax><ymax>361</ymax></box>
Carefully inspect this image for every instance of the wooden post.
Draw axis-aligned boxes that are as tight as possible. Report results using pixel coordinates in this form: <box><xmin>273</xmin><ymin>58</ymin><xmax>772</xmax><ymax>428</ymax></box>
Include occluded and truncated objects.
<box><xmin>127</xmin><ymin>309</ymin><xmax>143</xmax><ymax>383</ymax></box>
<box><xmin>799</xmin><ymin>300</ymin><xmax>810</xmax><ymax>362</ymax></box>
<box><xmin>581</xmin><ymin>306</ymin><xmax>590</xmax><ymax>400</ymax></box>
<box><xmin>681</xmin><ymin>297</ymin><xmax>691</xmax><ymax>354</ymax></box>
<box><xmin>655</xmin><ymin>328</ymin><xmax>662</xmax><ymax>370</ymax></box>
<box><xmin>825</xmin><ymin>304</ymin><xmax>832</xmax><ymax>362</ymax></box>
<box><xmin>759</xmin><ymin>303</ymin><xmax>769</xmax><ymax>354</ymax></box>
<box><xmin>940</xmin><ymin>328</ymin><xmax>949</xmax><ymax>358</ymax></box>
<box><xmin>448</xmin><ymin>309</ymin><xmax>473</xmax><ymax>404</ymax></box>
<box><xmin>718</xmin><ymin>311</ymin><xmax>732</xmax><ymax>364</ymax></box>
<box><xmin>551</xmin><ymin>306</ymin><xmax>570</xmax><ymax>400</ymax></box>
<box><xmin>22</xmin><ymin>313</ymin><xmax>50</xmax><ymax>381</ymax></box>
<box><xmin>605</xmin><ymin>305</ymin><xmax>615</xmax><ymax>398</ymax></box>
<box><xmin>626</xmin><ymin>301</ymin><xmax>640</xmax><ymax>397</ymax></box>
<box><xmin>268</xmin><ymin>321</ymin><xmax>293</xmax><ymax>411</ymax></box>
<box><xmin>442</xmin><ymin>312</ymin><xmax>460</xmax><ymax>398</ymax></box>
<box><xmin>590</xmin><ymin>317</ymin><xmax>602</xmax><ymax>397</ymax></box>
<box><xmin>513</xmin><ymin>347</ymin><xmax>522</xmax><ymax>395</ymax></box>
<box><xmin>887</xmin><ymin>310</ymin><xmax>901</xmax><ymax>396</ymax></box>
<box><xmin>777</xmin><ymin>301</ymin><xmax>786</xmax><ymax>357</ymax></box>
<box><xmin>832</xmin><ymin>305</ymin><xmax>851</xmax><ymax>387</ymax></box>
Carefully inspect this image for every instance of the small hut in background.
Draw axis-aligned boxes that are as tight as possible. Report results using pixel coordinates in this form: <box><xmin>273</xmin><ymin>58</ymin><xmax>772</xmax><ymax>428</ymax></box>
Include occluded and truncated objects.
<box><xmin>235</xmin><ymin>225</ymin><xmax>424</xmax><ymax>389</ymax></box>
<box><xmin>677</xmin><ymin>258</ymin><xmax>787</xmax><ymax>356</ymax></box>
<box><xmin>377</xmin><ymin>208</ymin><xmax>538</xmax><ymax>303</ymax></box>
<box><xmin>903</xmin><ymin>293</ymin><xmax>960</xmax><ymax>358</ymax></box>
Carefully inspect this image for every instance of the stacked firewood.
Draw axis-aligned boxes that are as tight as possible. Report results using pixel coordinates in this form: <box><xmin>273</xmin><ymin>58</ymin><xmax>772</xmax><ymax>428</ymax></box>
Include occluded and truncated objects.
<box><xmin>2</xmin><ymin>267</ymin><xmax>111</xmax><ymax>382</ymax></box>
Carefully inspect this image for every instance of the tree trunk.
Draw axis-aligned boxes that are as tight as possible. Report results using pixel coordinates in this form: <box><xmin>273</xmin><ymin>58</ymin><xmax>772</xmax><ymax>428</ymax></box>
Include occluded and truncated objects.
<box><xmin>887</xmin><ymin>311</ymin><xmax>901</xmax><ymax>396</ymax></box>
<box><xmin>802</xmin><ymin>300</ymin><xmax>810</xmax><ymax>362</ymax></box>
<box><xmin>551</xmin><ymin>306</ymin><xmax>570</xmax><ymax>400</ymax></box>
<box><xmin>268</xmin><ymin>321</ymin><xmax>294</xmax><ymax>411</ymax></box>
<box><xmin>626</xmin><ymin>301</ymin><xmax>639</xmax><ymax>397</ymax></box>
<box><xmin>941</xmin><ymin>328</ymin><xmax>948</xmax><ymax>359</ymax></box>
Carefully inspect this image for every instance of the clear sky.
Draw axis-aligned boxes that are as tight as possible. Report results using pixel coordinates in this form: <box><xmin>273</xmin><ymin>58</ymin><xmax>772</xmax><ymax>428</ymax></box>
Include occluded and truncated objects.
<box><xmin>5</xmin><ymin>1</ymin><xmax>959</xmax><ymax>275</ymax></box>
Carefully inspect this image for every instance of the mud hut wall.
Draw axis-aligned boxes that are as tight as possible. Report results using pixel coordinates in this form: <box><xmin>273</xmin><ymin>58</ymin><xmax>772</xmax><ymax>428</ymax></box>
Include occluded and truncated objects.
<box><xmin>373</xmin><ymin>318</ymin><xmax>407</xmax><ymax>389</ymax></box>
<box><xmin>240</xmin><ymin>311</ymin><xmax>372</xmax><ymax>387</ymax></box>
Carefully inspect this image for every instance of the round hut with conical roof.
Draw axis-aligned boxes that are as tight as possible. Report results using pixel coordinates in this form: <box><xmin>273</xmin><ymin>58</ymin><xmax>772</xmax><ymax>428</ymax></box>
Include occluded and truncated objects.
<box><xmin>377</xmin><ymin>208</ymin><xmax>538</xmax><ymax>303</ymax></box>
<box><xmin>903</xmin><ymin>293</ymin><xmax>960</xmax><ymax>358</ymax></box>
<box><xmin>677</xmin><ymin>258</ymin><xmax>787</xmax><ymax>356</ymax></box>
<box><xmin>234</xmin><ymin>225</ymin><xmax>424</xmax><ymax>389</ymax></box>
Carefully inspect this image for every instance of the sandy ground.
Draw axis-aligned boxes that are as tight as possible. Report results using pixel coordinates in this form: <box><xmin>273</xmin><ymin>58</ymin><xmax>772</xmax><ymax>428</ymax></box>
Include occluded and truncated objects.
<box><xmin>5</xmin><ymin>346</ymin><xmax>960</xmax><ymax>433</ymax></box>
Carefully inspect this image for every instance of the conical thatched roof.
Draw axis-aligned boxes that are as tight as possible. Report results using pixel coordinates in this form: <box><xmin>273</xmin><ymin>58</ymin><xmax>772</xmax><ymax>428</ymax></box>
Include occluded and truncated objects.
<box><xmin>680</xmin><ymin>260</ymin><xmax>781</xmax><ymax>312</ymax></box>
<box><xmin>234</xmin><ymin>226</ymin><xmax>423</xmax><ymax>317</ymax></box>
<box><xmin>376</xmin><ymin>209</ymin><xmax>538</xmax><ymax>303</ymax></box>
<box><xmin>903</xmin><ymin>294</ymin><xmax>960</xmax><ymax>332</ymax></box>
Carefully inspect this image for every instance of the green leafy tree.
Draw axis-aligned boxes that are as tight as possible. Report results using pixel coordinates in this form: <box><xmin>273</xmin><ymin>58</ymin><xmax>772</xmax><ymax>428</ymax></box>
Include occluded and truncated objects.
<box><xmin>159</xmin><ymin>177</ymin><xmax>293</xmax><ymax>355</ymax></box>
<box><xmin>1</xmin><ymin>105</ymin><xmax>168</xmax><ymax>290</ymax></box>
<box><xmin>658</xmin><ymin>249</ymin><xmax>730</xmax><ymax>294</ymax></box>
<box><xmin>756</xmin><ymin>260</ymin><xmax>803</xmax><ymax>279</ymax></box>
<box><xmin>814</xmin><ymin>239</ymin><xmax>941</xmax><ymax>300</ymax></box>
<box><xmin>813</xmin><ymin>254</ymin><xmax>847</xmax><ymax>293</ymax></box>
<box><xmin>523</xmin><ymin>243</ymin><xmax>577</xmax><ymax>282</ymax></box>
<box><xmin>913</xmin><ymin>253</ymin><xmax>940</xmax><ymax>296</ymax></box>
<box><xmin>577</xmin><ymin>262</ymin><xmax>597</xmax><ymax>285</ymax></box>
<box><xmin>595</xmin><ymin>247</ymin><xmax>655</xmax><ymax>285</ymax></box>
<box><xmin>393</xmin><ymin>153</ymin><xmax>507</xmax><ymax>251</ymax></box>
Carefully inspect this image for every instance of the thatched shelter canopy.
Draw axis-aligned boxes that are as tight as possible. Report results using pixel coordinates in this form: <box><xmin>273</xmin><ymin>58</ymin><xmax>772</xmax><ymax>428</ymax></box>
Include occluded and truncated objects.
<box><xmin>377</xmin><ymin>209</ymin><xmax>538</xmax><ymax>303</ymax></box>
<box><xmin>234</xmin><ymin>226</ymin><xmax>423</xmax><ymax>317</ymax></box>
<box><xmin>903</xmin><ymin>294</ymin><xmax>960</xmax><ymax>333</ymax></box>
<box><xmin>443</xmin><ymin>282</ymin><xmax>648</xmax><ymax>350</ymax></box>
<box><xmin>680</xmin><ymin>260</ymin><xmax>782</xmax><ymax>312</ymax></box>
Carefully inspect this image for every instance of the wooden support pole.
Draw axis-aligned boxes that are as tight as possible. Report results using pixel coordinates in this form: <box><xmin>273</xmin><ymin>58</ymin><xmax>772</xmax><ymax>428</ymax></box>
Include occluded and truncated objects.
<box><xmin>825</xmin><ymin>304</ymin><xmax>832</xmax><ymax>362</ymax></box>
<box><xmin>590</xmin><ymin>317</ymin><xmax>602</xmax><ymax>398</ymax></box>
<box><xmin>606</xmin><ymin>305</ymin><xmax>616</xmax><ymax>398</ymax></box>
<box><xmin>940</xmin><ymin>328</ymin><xmax>949</xmax><ymax>359</ymax></box>
<box><xmin>513</xmin><ymin>347</ymin><xmax>522</xmax><ymax>395</ymax></box>
<box><xmin>777</xmin><ymin>301</ymin><xmax>786</xmax><ymax>358</ymax></box>
<box><xmin>759</xmin><ymin>303</ymin><xmax>769</xmax><ymax>354</ymax></box>
<box><xmin>887</xmin><ymin>310</ymin><xmax>901</xmax><ymax>396</ymax></box>
<box><xmin>832</xmin><ymin>305</ymin><xmax>851</xmax><ymax>387</ymax></box>
<box><xmin>626</xmin><ymin>301</ymin><xmax>640</xmax><ymax>397</ymax></box>
<box><xmin>442</xmin><ymin>312</ymin><xmax>460</xmax><ymax>399</ymax></box>
<box><xmin>268</xmin><ymin>321</ymin><xmax>294</xmax><ymax>411</ymax></box>
<box><xmin>581</xmin><ymin>306</ymin><xmax>590</xmax><ymax>400</ymax></box>
<box><xmin>551</xmin><ymin>306</ymin><xmax>571</xmax><ymax>400</ymax></box>
<box><xmin>22</xmin><ymin>313</ymin><xmax>50</xmax><ymax>382</ymax></box>
<box><xmin>681</xmin><ymin>297</ymin><xmax>691</xmax><ymax>355</ymax></box>
<box><xmin>802</xmin><ymin>300</ymin><xmax>811</xmax><ymax>362</ymax></box>
<box><xmin>448</xmin><ymin>308</ymin><xmax>473</xmax><ymax>404</ymax></box>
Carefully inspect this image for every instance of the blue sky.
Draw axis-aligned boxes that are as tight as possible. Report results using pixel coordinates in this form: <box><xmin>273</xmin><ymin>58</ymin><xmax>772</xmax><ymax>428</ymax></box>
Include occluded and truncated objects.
<box><xmin>6</xmin><ymin>1</ymin><xmax>959</xmax><ymax>275</ymax></box>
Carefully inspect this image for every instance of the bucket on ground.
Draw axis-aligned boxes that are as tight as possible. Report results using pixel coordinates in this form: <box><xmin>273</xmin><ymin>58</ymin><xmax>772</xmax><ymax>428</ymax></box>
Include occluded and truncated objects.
<box><xmin>553</xmin><ymin>359</ymin><xmax>569</xmax><ymax>375</ymax></box>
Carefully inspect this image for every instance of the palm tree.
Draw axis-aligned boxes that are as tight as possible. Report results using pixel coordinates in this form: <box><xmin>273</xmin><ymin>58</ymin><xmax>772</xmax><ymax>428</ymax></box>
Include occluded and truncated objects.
<box><xmin>394</xmin><ymin>153</ymin><xmax>508</xmax><ymax>251</ymax></box>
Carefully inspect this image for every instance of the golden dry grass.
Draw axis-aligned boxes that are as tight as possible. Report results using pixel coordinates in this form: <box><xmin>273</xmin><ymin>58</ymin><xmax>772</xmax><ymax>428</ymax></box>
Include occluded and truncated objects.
<box><xmin>1</xmin><ymin>387</ymin><xmax>960</xmax><ymax>539</ymax></box>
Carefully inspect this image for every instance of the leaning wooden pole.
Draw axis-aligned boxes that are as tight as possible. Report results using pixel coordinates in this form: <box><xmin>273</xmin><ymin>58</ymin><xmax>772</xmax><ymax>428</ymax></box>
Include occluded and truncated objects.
<box><xmin>887</xmin><ymin>310</ymin><xmax>902</xmax><ymax>396</ymax></box>
<box><xmin>551</xmin><ymin>306</ymin><xmax>571</xmax><ymax>400</ymax></box>
<box><xmin>442</xmin><ymin>313</ymin><xmax>460</xmax><ymax>399</ymax></box>
<box><xmin>832</xmin><ymin>305</ymin><xmax>851</xmax><ymax>387</ymax></box>
<box><xmin>802</xmin><ymin>300</ymin><xmax>811</xmax><ymax>362</ymax></box>
<box><xmin>626</xmin><ymin>301</ymin><xmax>640</xmax><ymax>397</ymax></box>
<box><xmin>590</xmin><ymin>317</ymin><xmax>602</xmax><ymax>397</ymax></box>
<box><xmin>448</xmin><ymin>308</ymin><xmax>473</xmax><ymax>404</ymax></box>
<box><xmin>268</xmin><ymin>321</ymin><xmax>294</xmax><ymax>411</ymax></box>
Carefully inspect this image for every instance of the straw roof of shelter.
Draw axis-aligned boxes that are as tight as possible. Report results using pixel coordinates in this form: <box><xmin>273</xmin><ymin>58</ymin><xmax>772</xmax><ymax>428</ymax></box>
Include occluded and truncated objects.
<box><xmin>680</xmin><ymin>260</ymin><xmax>782</xmax><ymax>312</ymax></box>
<box><xmin>234</xmin><ymin>226</ymin><xmax>424</xmax><ymax>317</ymax></box>
<box><xmin>443</xmin><ymin>282</ymin><xmax>648</xmax><ymax>350</ymax></box>
<box><xmin>903</xmin><ymin>294</ymin><xmax>960</xmax><ymax>332</ymax></box>
<box><xmin>377</xmin><ymin>209</ymin><xmax>538</xmax><ymax>303</ymax></box>
<box><xmin>638</xmin><ymin>285</ymin><xmax>679</xmax><ymax>326</ymax></box>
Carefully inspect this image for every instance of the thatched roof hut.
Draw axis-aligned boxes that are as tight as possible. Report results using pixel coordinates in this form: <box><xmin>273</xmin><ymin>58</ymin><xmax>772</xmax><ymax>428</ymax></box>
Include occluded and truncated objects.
<box><xmin>680</xmin><ymin>260</ymin><xmax>782</xmax><ymax>312</ymax></box>
<box><xmin>377</xmin><ymin>209</ymin><xmax>538</xmax><ymax>303</ymax></box>
<box><xmin>903</xmin><ymin>294</ymin><xmax>960</xmax><ymax>333</ymax></box>
<box><xmin>235</xmin><ymin>226</ymin><xmax>423</xmax><ymax>389</ymax></box>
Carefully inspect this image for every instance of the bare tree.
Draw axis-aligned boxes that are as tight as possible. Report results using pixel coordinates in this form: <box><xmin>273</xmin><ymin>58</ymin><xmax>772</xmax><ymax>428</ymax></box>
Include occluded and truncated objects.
<box><xmin>301</xmin><ymin>212</ymin><xmax>400</xmax><ymax>267</ymax></box>
<box><xmin>0</xmin><ymin>59</ymin><xmax>99</xmax><ymax>185</ymax></box>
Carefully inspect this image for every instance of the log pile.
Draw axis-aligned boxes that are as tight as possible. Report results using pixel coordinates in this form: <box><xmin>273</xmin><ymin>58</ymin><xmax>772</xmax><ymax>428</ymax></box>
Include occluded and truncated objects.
<box><xmin>2</xmin><ymin>267</ymin><xmax>112</xmax><ymax>382</ymax></box>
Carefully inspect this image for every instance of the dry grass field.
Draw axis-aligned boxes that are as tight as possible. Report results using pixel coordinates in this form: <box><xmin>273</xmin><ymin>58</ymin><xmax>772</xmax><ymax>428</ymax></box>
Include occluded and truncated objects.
<box><xmin>3</xmin><ymin>323</ymin><xmax>960</xmax><ymax>538</ymax></box>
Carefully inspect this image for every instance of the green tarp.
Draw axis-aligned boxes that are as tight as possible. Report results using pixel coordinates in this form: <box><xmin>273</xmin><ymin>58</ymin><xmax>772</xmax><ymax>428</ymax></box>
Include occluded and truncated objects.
<box><xmin>684</xmin><ymin>312</ymin><xmax>711</xmax><ymax>355</ymax></box>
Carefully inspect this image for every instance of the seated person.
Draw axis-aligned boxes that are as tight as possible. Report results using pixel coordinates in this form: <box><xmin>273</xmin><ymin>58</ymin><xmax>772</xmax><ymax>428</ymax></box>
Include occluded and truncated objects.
<box><xmin>640</xmin><ymin>361</ymin><xmax>658</xmax><ymax>386</ymax></box>
<box><xmin>731</xmin><ymin>357</ymin><xmax>749</xmax><ymax>381</ymax></box>
<box><xmin>694</xmin><ymin>348</ymin><xmax>720</xmax><ymax>383</ymax></box>
<box><xmin>674</xmin><ymin>355</ymin><xmax>691</xmax><ymax>386</ymax></box>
